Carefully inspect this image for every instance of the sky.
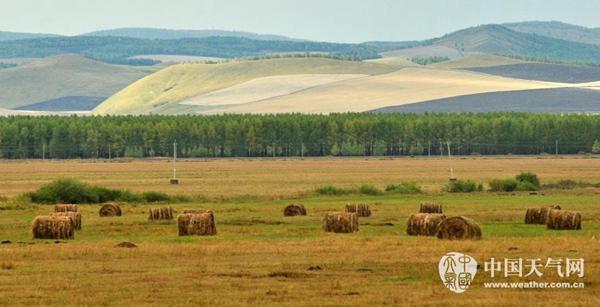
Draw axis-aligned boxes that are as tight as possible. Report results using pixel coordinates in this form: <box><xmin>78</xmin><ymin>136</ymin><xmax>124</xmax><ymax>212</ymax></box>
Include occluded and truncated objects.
<box><xmin>2</xmin><ymin>0</ymin><xmax>600</xmax><ymax>43</ymax></box>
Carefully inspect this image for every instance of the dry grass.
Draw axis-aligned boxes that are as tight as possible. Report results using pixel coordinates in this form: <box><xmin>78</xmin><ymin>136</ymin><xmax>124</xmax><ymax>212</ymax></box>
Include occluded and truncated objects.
<box><xmin>0</xmin><ymin>191</ymin><xmax>598</xmax><ymax>304</ymax></box>
<box><xmin>180</xmin><ymin>74</ymin><xmax>366</xmax><ymax>107</ymax></box>
<box><xmin>0</xmin><ymin>156</ymin><xmax>598</xmax><ymax>199</ymax></box>
<box><xmin>208</xmin><ymin>67</ymin><xmax>566</xmax><ymax>114</ymax></box>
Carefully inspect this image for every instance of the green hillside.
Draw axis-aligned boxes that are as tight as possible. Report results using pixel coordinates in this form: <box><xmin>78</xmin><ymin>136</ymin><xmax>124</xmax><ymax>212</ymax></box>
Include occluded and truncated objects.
<box><xmin>429</xmin><ymin>24</ymin><xmax>600</xmax><ymax>63</ymax></box>
<box><xmin>504</xmin><ymin>21</ymin><xmax>600</xmax><ymax>45</ymax></box>
<box><xmin>0</xmin><ymin>31</ymin><xmax>59</xmax><ymax>41</ymax></box>
<box><xmin>0</xmin><ymin>36</ymin><xmax>380</xmax><ymax>65</ymax></box>
<box><xmin>0</xmin><ymin>54</ymin><xmax>154</xmax><ymax>110</ymax></box>
<box><xmin>92</xmin><ymin>57</ymin><xmax>398</xmax><ymax>115</ymax></box>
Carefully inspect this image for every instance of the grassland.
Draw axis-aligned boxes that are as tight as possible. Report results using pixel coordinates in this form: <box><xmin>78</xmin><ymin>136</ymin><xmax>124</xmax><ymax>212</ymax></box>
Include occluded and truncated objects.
<box><xmin>92</xmin><ymin>58</ymin><xmax>397</xmax><ymax>115</ymax></box>
<box><xmin>0</xmin><ymin>54</ymin><xmax>154</xmax><ymax>110</ymax></box>
<box><xmin>0</xmin><ymin>156</ymin><xmax>598</xmax><ymax>305</ymax></box>
<box><xmin>204</xmin><ymin>67</ymin><xmax>564</xmax><ymax>114</ymax></box>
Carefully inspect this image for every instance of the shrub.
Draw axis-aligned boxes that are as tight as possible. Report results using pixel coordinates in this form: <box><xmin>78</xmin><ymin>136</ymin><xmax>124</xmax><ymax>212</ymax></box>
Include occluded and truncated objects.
<box><xmin>357</xmin><ymin>184</ymin><xmax>383</xmax><ymax>196</ymax></box>
<box><xmin>446</xmin><ymin>180</ymin><xmax>479</xmax><ymax>193</ymax></box>
<box><xmin>542</xmin><ymin>179</ymin><xmax>599</xmax><ymax>190</ymax></box>
<box><xmin>515</xmin><ymin>172</ymin><xmax>540</xmax><ymax>188</ymax></box>
<box><xmin>385</xmin><ymin>182</ymin><xmax>422</xmax><ymax>194</ymax></box>
<box><xmin>315</xmin><ymin>185</ymin><xmax>351</xmax><ymax>195</ymax></box>
<box><xmin>27</xmin><ymin>178</ymin><xmax>99</xmax><ymax>204</ymax></box>
<box><xmin>25</xmin><ymin>178</ymin><xmax>181</xmax><ymax>204</ymax></box>
<box><xmin>489</xmin><ymin>179</ymin><xmax>519</xmax><ymax>192</ymax></box>
<box><xmin>516</xmin><ymin>181</ymin><xmax>539</xmax><ymax>191</ymax></box>
<box><xmin>141</xmin><ymin>191</ymin><xmax>172</xmax><ymax>203</ymax></box>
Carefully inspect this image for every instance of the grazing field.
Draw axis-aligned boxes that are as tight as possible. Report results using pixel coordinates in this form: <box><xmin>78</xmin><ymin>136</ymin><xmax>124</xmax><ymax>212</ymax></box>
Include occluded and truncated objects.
<box><xmin>467</xmin><ymin>63</ymin><xmax>600</xmax><ymax>83</ymax></box>
<box><xmin>373</xmin><ymin>87</ymin><xmax>600</xmax><ymax>113</ymax></box>
<box><xmin>0</xmin><ymin>157</ymin><xmax>598</xmax><ymax>305</ymax></box>
<box><xmin>431</xmin><ymin>54</ymin><xmax>526</xmax><ymax>69</ymax></box>
<box><xmin>206</xmin><ymin>67</ymin><xmax>563</xmax><ymax>114</ymax></box>
<box><xmin>92</xmin><ymin>58</ymin><xmax>396</xmax><ymax>115</ymax></box>
<box><xmin>180</xmin><ymin>74</ymin><xmax>367</xmax><ymax>108</ymax></box>
<box><xmin>1</xmin><ymin>156</ymin><xmax>599</xmax><ymax>198</ymax></box>
<box><xmin>0</xmin><ymin>54</ymin><xmax>153</xmax><ymax>110</ymax></box>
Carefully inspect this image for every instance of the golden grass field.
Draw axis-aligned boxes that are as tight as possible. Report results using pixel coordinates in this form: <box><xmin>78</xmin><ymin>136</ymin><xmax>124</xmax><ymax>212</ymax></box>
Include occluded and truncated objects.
<box><xmin>207</xmin><ymin>67</ymin><xmax>564</xmax><ymax>114</ymax></box>
<box><xmin>0</xmin><ymin>157</ymin><xmax>599</xmax><ymax>305</ymax></box>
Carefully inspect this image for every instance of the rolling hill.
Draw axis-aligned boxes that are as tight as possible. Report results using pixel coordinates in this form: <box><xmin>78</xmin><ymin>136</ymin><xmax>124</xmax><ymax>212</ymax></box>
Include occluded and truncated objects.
<box><xmin>0</xmin><ymin>54</ymin><xmax>153</xmax><ymax>110</ymax></box>
<box><xmin>0</xmin><ymin>36</ymin><xmax>380</xmax><ymax>65</ymax></box>
<box><xmin>85</xmin><ymin>27</ymin><xmax>296</xmax><ymax>41</ymax></box>
<box><xmin>92</xmin><ymin>57</ymin><xmax>397</xmax><ymax>114</ymax></box>
<box><xmin>93</xmin><ymin>57</ymin><xmax>578</xmax><ymax>115</ymax></box>
<box><xmin>504</xmin><ymin>21</ymin><xmax>600</xmax><ymax>45</ymax></box>
<box><xmin>0</xmin><ymin>31</ymin><xmax>59</xmax><ymax>41</ymax></box>
<box><xmin>372</xmin><ymin>88</ymin><xmax>600</xmax><ymax>113</ymax></box>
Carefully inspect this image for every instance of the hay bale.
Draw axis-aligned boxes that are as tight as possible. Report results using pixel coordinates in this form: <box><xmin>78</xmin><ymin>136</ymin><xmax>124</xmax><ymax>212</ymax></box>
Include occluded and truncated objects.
<box><xmin>436</xmin><ymin>216</ymin><xmax>482</xmax><ymax>240</ymax></box>
<box><xmin>54</xmin><ymin>204</ymin><xmax>78</xmax><ymax>212</ymax></box>
<box><xmin>148</xmin><ymin>207</ymin><xmax>174</xmax><ymax>220</ymax></box>
<box><xmin>50</xmin><ymin>212</ymin><xmax>82</xmax><ymax>230</ymax></box>
<box><xmin>345</xmin><ymin>203</ymin><xmax>371</xmax><ymax>217</ymax></box>
<box><xmin>31</xmin><ymin>216</ymin><xmax>74</xmax><ymax>240</ymax></box>
<box><xmin>284</xmin><ymin>204</ymin><xmax>307</xmax><ymax>216</ymax></box>
<box><xmin>182</xmin><ymin>209</ymin><xmax>210</xmax><ymax>214</ymax></box>
<box><xmin>525</xmin><ymin>205</ymin><xmax>561</xmax><ymax>224</ymax></box>
<box><xmin>99</xmin><ymin>203</ymin><xmax>122</xmax><ymax>217</ymax></box>
<box><xmin>419</xmin><ymin>203</ymin><xmax>443</xmax><ymax>214</ymax></box>
<box><xmin>178</xmin><ymin>212</ymin><xmax>216</xmax><ymax>236</ymax></box>
<box><xmin>322</xmin><ymin>212</ymin><xmax>359</xmax><ymax>233</ymax></box>
<box><xmin>406</xmin><ymin>213</ymin><xmax>447</xmax><ymax>236</ymax></box>
<box><xmin>546</xmin><ymin>209</ymin><xmax>581</xmax><ymax>230</ymax></box>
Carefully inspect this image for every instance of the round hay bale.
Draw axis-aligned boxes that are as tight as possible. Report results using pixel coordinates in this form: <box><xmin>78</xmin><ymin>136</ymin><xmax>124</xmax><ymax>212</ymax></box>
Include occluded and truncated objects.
<box><xmin>526</xmin><ymin>205</ymin><xmax>561</xmax><ymax>224</ymax></box>
<box><xmin>54</xmin><ymin>204</ymin><xmax>78</xmax><ymax>212</ymax></box>
<box><xmin>182</xmin><ymin>209</ymin><xmax>210</xmax><ymax>214</ymax></box>
<box><xmin>436</xmin><ymin>216</ymin><xmax>482</xmax><ymax>240</ymax></box>
<box><xmin>322</xmin><ymin>212</ymin><xmax>359</xmax><ymax>233</ymax></box>
<box><xmin>406</xmin><ymin>213</ymin><xmax>447</xmax><ymax>236</ymax></box>
<box><xmin>51</xmin><ymin>212</ymin><xmax>82</xmax><ymax>230</ymax></box>
<box><xmin>345</xmin><ymin>203</ymin><xmax>371</xmax><ymax>217</ymax></box>
<box><xmin>546</xmin><ymin>209</ymin><xmax>581</xmax><ymax>230</ymax></box>
<box><xmin>419</xmin><ymin>203</ymin><xmax>443</xmax><ymax>214</ymax></box>
<box><xmin>284</xmin><ymin>204</ymin><xmax>306</xmax><ymax>216</ymax></box>
<box><xmin>148</xmin><ymin>207</ymin><xmax>174</xmax><ymax>220</ymax></box>
<box><xmin>178</xmin><ymin>212</ymin><xmax>216</xmax><ymax>236</ymax></box>
<box><xmin>524</xmin><ymin>208</ymin><xmax>543</xmax><ymax>224</ymax></box>
<box><xmin>99</xmin><ymin>203</ymin><xmax>122</xmax><ymax>217</ymax></box>
<box><xmin>31</xmin><ymin>216</ymin><xmax>74</xmax><ymax>240</ymax></box>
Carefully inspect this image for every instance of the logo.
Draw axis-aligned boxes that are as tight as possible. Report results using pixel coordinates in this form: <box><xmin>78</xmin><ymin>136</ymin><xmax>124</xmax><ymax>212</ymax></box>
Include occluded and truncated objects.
<box><xmin>439</xmin><ymin>252</ymin><xmax>478</xmax><ymax>293</ymax></box>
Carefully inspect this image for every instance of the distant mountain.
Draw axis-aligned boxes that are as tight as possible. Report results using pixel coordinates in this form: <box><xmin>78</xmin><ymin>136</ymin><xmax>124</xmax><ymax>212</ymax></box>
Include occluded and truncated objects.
<box><xmin>0</xmin><ymin>31</ymin><xmax>59</xmax><ymax>41</ymax></box>
<box><xmin>428</xmin><ymin>24</ymin><xmax>600</xmax><ymax>63</ymax></box>
<box><xmin>0</xmin><ymin>54</ymin><xmax>153</xmax><ymax>110</ymax></box>
<box><xmin>504</xmin><ymin>21</ymin><xmax>600</xmax><ymax>45</ymax></box>
<box><xmin>0</xmin><ymin>36</ymin><xmax>380</xmax><ymax>65</ymax></box>
<box><xmin>84</xmin><ymin>27</ymin><xmax>297</xmax><ymax>41</ymax></box>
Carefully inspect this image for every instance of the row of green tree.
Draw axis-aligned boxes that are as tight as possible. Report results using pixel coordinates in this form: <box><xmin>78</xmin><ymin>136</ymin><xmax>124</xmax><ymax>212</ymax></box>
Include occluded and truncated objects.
<box><xmin>0</xmin><ymin>113</ymin><xmax>598</xmax><ymax>159</ymax></box>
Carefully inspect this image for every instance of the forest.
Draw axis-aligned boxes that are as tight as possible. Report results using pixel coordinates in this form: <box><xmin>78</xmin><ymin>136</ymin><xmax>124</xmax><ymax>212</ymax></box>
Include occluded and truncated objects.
<box><xmin>0</xmin><ymin>113</ymin><xmax>598</xmax><ymax>159</ymax></box>
<box><xmin>0</xmin><ymin>36</ymin><xmax>381</xmax><ymax>65</ymax></box>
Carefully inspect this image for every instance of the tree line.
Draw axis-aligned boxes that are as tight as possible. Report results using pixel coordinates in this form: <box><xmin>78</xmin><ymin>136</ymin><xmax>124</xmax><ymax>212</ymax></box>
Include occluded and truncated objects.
<box><xmin>0</xmin><ymin>113</ymin><xmax>598</xmax><ymax>159</ymax></box>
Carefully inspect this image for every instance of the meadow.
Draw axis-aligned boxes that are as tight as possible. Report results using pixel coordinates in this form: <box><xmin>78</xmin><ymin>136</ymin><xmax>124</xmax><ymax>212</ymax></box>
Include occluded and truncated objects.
<box><xmin>0</xmin><ymin>156</ymin><xmax>599</xmax><ymax>305</ymax></box>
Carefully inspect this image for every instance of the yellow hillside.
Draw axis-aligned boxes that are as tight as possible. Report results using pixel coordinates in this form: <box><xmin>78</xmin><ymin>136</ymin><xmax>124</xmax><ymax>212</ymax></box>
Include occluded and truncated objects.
<box><xmin>198</xmin><ymin>67</ymin><xmax>566</xmax><ymax>114</ymax></box>
<box><xmin>92</xmin><ymin>58</ymin><xmax>397</xmax><ymax>114</ymax></box>
<box><xmin>431</xmin><ymin>54</ymin><xmax>526</xmax><ymax>69</ymax></box>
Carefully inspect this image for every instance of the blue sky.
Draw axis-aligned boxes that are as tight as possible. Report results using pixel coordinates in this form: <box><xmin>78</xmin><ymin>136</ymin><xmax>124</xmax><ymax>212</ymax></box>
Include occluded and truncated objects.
<box><xmin>3</xmin><ymin>0</ymin><xmax>600</xmax><ymax>42</ymax></box>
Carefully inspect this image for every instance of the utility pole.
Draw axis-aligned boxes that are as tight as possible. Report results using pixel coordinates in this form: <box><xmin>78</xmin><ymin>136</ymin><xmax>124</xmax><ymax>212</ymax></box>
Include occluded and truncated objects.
<box><xmin>447</xmin><ymin>141</ymin><xmax>456</xmax><ymax>181</ymax></box>
<box><xmin>428</xmin><ymin>141</ymin><xmax>431</xmax><ymax>157</ymax></box>
<box><xmin>301</xmin><ymin>143</ymin><xmax>304</xmax><ymax>159</ymax></box>
<box><xmin>42</xmin><ymin>143</ymin><xmax>46</xmax><ymax>161</ymax></box>
<box><xmin>108</xmin><ymin>144</ymin><xmax>112</xmax><ymax>160</ymax></box>
<box><xmin>170</xmin><ymin>140</ymin><xmax>179</xmax><ymax>184</ymax></box>
<box><xmin>555</xmin><ymin>140</ymin><xmax>559</xmax><ymax>157</ymax></box>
